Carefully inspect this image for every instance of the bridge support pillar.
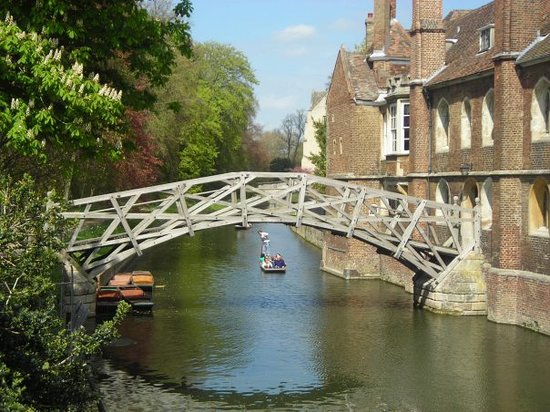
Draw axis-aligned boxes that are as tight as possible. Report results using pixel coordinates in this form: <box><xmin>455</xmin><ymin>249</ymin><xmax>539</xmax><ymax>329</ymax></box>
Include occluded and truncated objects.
<box><xmin>61</xmin><ymin>263</ymin><xmax>97</xmax><ymax>323</ymax></box>
<box><xmin>410</xmin><ymin>252</ymin><xmax>487</xmax><ymax>315</ymax></box>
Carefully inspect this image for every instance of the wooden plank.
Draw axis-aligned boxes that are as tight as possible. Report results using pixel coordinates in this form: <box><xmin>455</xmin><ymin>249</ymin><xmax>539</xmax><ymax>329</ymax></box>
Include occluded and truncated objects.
<box><xmin>394</xmin><ymin>200</ymin><xmax>426</xmax><ymax>259</ymax></box>
<box><xmin>295</xmin><ymin>176</ymin><xmax>307</xmax><ymax>227</ymax></box>
<box><xmin>110</xmin><ymin>195</ymin><xmax>142</xmax><ymax>256</ymax></box>
<box><xmin>346</xmin><ymin>189</ymin><xmax>367</xmax><ymax>238</ymax></box>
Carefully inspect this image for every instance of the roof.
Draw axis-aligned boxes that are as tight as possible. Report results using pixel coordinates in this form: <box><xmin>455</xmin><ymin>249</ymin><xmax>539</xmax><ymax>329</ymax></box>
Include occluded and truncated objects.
<box><xmin>386</xmin><ymin>19</ymin><xmax>411</xmax><ymax>60</ymax></box>
<box><xmin>516</xmin><ymin>34</ymin><xmax>550</xmax><ymax>66</ymax></box>
<box><xmin>340</xmin><ymin>48</ymin><xmax>380</xmax><ymax>103</ymax></box>
<box><xmin>426</xmin><ymin>3</ymin><xmax>495</xmax><ymax>87</ymax></box>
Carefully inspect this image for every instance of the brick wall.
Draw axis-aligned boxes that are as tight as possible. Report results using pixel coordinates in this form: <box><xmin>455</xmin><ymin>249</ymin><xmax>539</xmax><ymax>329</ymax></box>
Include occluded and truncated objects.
<box><xmin>487</xmin><ymin>268</ymin><xmax>550</xmax><ymax>335</ymax></box>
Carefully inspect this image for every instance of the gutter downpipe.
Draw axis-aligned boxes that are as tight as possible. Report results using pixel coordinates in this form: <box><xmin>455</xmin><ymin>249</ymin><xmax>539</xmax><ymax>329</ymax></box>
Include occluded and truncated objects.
<box><xmin>422</xmin><ymin>85</ymin><xmax>433</xmax><ymax>199</ymax></box>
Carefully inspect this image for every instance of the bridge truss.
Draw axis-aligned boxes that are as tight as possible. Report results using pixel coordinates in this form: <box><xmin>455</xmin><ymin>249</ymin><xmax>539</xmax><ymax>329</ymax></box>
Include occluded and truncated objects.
<box><xmin>62</xmin><ymin>172</ymin><xmax>480</xmax><ymax>284</ymax></box>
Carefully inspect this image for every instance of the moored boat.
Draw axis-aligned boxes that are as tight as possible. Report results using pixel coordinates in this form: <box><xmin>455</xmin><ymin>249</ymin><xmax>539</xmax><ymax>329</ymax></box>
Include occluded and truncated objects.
<box><xmin>96</xmin><ymin>284</ymin><xmax>153</xmax><ymax>313</ymax></box>
<box><xmin>131</xmin><ymin>270</ymin><xmax>155</xmax><ymax>292</ymax></box>
<box><xmin>108</xmin><ymin>272</ymin><xmax>132</xmax><ymax>286</ymax></box>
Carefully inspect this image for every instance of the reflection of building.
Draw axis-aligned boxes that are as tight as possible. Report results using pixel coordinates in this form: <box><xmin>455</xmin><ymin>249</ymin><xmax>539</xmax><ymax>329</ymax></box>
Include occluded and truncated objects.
<box><xmin>301</xmin><ymin>91</ymin><xmax>326</xmax><ymax>172</ymax></box>
<box><xmin>324</xmin><ymin>0</ymin><xmax>550</xmax><ymax>334</ymax></box>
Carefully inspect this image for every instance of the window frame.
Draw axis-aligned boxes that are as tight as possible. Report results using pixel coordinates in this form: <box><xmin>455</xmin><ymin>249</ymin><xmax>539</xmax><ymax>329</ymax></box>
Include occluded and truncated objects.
<box><xmin>531</xmin><ymin>78</ymin><xmax>550</xmax><ymax>141</ymax></box>
<box><xmin>385</xmin><ymin>99</ymin><xmax>410</xmax><ymax>156</ymax></box>
<box><xmin>460</xmin><ymin>97</ymin><xmax>472</xmax><ymax>149</ymax></box>
<box><xmin>436</xmin><ymin>99</ymin><xmax>450</xmax><ymax>153</ymax></box>
<box><xmin>529</xmin><ymin>179</ymin><xmax>550</xmax><ymax>237</ymax></box>
<box><xmin>478</xmin><ymin>24</ymin><xmax>494</xmax><ymax>53</ymax></box>
<box><xmin>482</xmin><ymin>89</ymin><xmax>495</xmax><ymax>147</ymax></box>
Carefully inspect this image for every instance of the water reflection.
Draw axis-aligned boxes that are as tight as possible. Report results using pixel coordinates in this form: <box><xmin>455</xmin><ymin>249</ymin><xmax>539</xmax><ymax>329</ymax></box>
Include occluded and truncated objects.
<box><xmin>98</xmin><ymin>224</ymin><xmax>550</xmax><ymax>411</ymax></box>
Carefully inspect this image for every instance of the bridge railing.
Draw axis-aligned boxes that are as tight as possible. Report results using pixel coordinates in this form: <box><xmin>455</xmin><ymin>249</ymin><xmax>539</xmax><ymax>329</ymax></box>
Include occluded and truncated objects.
<box><xmin>62</xmin><ymin>172</ymin><xmax>480</xmax><ymax>281</ymax></box>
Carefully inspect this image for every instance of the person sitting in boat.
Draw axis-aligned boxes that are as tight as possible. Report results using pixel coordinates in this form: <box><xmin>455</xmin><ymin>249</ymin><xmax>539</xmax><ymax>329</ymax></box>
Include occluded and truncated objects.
<box><xmin>273</xmin><ymin>254</ymin><xmax>286</xmax><ymax>268</ymax></box>
<box><xmin>264</xmin><ymin>255</ymin><xmax>273</xmax><ymax>268</ymax></box>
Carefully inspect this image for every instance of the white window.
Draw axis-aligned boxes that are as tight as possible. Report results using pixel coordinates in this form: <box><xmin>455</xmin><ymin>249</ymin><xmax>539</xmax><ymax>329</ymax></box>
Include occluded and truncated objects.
<box><xmin>530</xmin><ymin>178</ymin><xmax>550</xmax><ymax>236</ymax></box>
<box><xmin>531</xmin><ymin>77</ymin><xmax>550</xmax><ymax>141</ymax></box>
<box><xmin>435</xmin><ymin>179</ymin><xmax>451</xmax><ymax>218</ymax></box>
<box><xmin>479</xmin><ymin>25</ymin><xmax>494</xmax><ymax>52</ymax></box>
<box><xmin>385</xmin><ymin>100</ymin><xmax>410</xmax><ymax>155</ymax></box>
<box><xmin>482</xmin><ymin>89</ymin><xmax>494</xmax><ymax>147</ymax></box>
<box><xmin>481</xmin><ymin>178</ymin><xmax>493</xmax><ymax>230</ymax></box>
<box><xmin>436</xmin><ymin>99</ymin><xmax>450</xmax><ymax>152</ymax></box>
<box><xmin>460</xmin><ymin>98</ymin><xmax>472</xmax><ymax>149</ymax></box>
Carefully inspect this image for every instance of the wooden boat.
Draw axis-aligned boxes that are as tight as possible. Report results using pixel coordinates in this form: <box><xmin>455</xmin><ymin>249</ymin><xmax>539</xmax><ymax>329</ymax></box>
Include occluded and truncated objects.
<box><xmin>258</xmin><ymin>230</ymin><xmax>287</xmax><ymax>273</ymax></box>
<box><xmin>131</xmin><ymin>270</ymin><xmax>155</xmax><ymax>292</ymax></box>
<box><xmin>260</xmin><ymin>260</ymin><xmax>287</xmax><ymax>273</ymax></box>
<box><xmin>96</xmin><ymin>285</ymin><xmax>153</xmax><ymax>312</ymax></box>
<box><xmin>108</xmin><ymin>272</ymin><xmax>132</xmax><ymax>286</ymax></box>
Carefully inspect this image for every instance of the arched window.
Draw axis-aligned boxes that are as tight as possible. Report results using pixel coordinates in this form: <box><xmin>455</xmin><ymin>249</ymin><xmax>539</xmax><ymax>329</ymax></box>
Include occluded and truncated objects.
<box><xmin>481</xmin><ymin>178</ymin><xmax>493</xmax><ymax>230</ymax></box>
<box><xmin>461</xmin><ymin>179</ymin><xmax>479</xmax><ymax>245</ymax></box>
<box><xmin>436</xmin><ymin>99</ymin><xmax>450</xmax><ymax>152</ymax></box>
<box><xmin>531</xmin><ymin>77</ymin><xmax>550</xmax><ymax>141</ymax></box>
<box><xmin>435</xmin><ymin>179</ymin><xmax>451</xmax><ymax>218</ymax></box>
<box><xmin>482</xmin><ymin>89</ymin><xmax>494</xmax><ymax>146</ymax></box>
<box><xmin>460</xmin><ymin>98</ymin><xmax>472</xmax><ymax>149</ymax></box>
<box><xmin>529</xmin><ymin>178</ymin><xmax>550</xmax><ymax>236</ymax></box>
<box><xmin>332</xmin><ymin>139</ymin><xmax>337</xmax><ymax>155</ymax></box>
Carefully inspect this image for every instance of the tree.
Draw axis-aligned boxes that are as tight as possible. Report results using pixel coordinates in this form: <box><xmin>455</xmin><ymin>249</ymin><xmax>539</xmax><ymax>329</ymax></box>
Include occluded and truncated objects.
<box><xmin>3</xmin><ymin>1</ymin><xmax>193</xmax><ymax>109</ymax></box>
<box><xmin>0</xmin><ymin>16</ymin><xmax>124</xmax><ymax>166</ymax></box>
<box><xmin>269</xmin><ymin>157</ymin><xmax>292</xmax><ymax>172</ymax></box>
<box><xmin>307</xmin><ymin>118</ymin><xmax>327</xmax><ymax>176</ymax></box>
<box><xmin>240</xmin><ymin>123</ymin><xmax>269</xmax><ymax>171</ymax></box>
<box><xmin>150</xmin><ymin>42</ymin><xmax>258</xmax><ymax>180</ymax></box>
<box><xmin>278</xmin><ymin>109</ymin><xmax>306</xmax><ymax>166</ymax></box>
<box><xmin>1</xmin><ymin>2</ymin><xmax>193</xmax><ymax>195</ymax></box>
<box><xmin>0</xmin><ymin>175</ymin><xmax>129</xmax><ymax>410</ymax></box>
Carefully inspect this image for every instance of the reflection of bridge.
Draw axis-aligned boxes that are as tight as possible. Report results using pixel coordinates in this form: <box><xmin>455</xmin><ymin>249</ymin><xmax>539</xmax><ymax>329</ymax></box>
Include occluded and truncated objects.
<box><xmin>62</xmin><ymin>172</ymin><xmax>480</xmax><ymax>285</ymax></box>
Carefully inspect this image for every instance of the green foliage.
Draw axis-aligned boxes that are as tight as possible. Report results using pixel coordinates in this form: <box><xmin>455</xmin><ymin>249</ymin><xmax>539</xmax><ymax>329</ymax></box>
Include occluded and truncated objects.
<box><xmin>0</xmin><ymin>176</ymin><xmax>129</xmax><ymax>410</ymax></box>
<box><xmin>0</xmin><ymin>15</ymin><xmax>124</xmax><ymax>164</ymax></box>
<box><xmin>149</xmin><ymin>41</ymin><xmax>258</xmax><ymax>180</ymax></box>
<box><xmin>308</xmin><ymin>118</ymin><xmax>327</xmax><ymax>177</ymax></box>
<box><xmin>3</xmin><ymin>1</ymin><xmax>193</xmax><ymax>109</ymax></box>
<box><xmin>270</xmin><ymin>157</ymin><xmax>293</xmax><ymax>172</ymax></box>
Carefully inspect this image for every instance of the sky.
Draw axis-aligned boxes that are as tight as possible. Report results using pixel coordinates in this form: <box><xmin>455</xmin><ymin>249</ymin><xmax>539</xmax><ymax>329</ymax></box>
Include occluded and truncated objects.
<box><xmin>190</xmin><ymin>0</ymin><xmax>489</xmax><ymax>131</ymax></box>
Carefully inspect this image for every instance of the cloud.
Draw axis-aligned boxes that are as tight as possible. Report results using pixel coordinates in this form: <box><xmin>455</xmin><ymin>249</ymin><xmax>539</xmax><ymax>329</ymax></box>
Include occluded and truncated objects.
<box><xmin>329</xmin><ymin>18</ymin><xmax>354</xmax><ymax>31</ymax></box>
<box><xmin>261</xmin><ymin>95</ymin><xmax>296</xmax><ymax>110</ymax></box>
<box><xmin>274</xmin><ymin>24</ymin><xmax>316</xmax><ymax>42</ymax></box>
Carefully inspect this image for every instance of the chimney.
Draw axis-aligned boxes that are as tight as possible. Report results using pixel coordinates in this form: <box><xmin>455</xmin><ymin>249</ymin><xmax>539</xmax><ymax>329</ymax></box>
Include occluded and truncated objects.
<box><xmin>365</xmin><ymin>12</ymin><xmax>374</xmax><ymax>52</ymax></box>
<box><xmin>494</xmin><ymin>0</ymin><xmax>545</xmax><ymax>54</ymax></box>
<box><xmin>410</xmin><ymin>0</ymin><xmax>445</xmax><ymax>79</ymax></box>
<box><xmin>372</xmin><ymin>0</ymin><xmax>391</xmax><ymax>52</ymax></box>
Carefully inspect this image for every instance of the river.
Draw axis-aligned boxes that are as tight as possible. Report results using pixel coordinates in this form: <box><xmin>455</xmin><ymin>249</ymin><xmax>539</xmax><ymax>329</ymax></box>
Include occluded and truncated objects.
<box><xmin>96</xmin><ymin>223</ymin><xmax>550</xmax><ymax>411</ymax></box>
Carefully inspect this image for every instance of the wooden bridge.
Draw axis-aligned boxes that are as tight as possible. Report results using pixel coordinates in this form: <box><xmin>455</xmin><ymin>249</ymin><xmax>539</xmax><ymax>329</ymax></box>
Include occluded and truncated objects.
<box><xmin>62</xmin><ymin>172</ymin><xmax>480</xmax><ymax>286</ymax></box>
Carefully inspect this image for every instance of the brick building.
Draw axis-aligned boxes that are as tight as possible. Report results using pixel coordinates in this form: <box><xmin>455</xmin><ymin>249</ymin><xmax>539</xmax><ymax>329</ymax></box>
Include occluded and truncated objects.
<box><xmin>324</xmin><ymin>0</ymin><xmax>550</xmax><ymax>334</ymax></box>
<box><xmin>323</xmin><ymin>0</ymin><xmax>413</xmax><ymax>285</ymax></box>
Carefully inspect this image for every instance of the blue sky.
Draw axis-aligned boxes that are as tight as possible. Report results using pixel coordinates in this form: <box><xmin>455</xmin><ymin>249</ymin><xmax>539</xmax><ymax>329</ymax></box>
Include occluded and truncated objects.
<box><xmin>190</xmin><ymin>0</ymin><xmax>489</xmax><ymax>131</ymax></box>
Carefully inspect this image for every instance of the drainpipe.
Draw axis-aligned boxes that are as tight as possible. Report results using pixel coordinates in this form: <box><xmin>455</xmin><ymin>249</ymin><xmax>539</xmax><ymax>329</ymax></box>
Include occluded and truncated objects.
<box><xmin>422</xmin><ymin>87</ymin><xmax>433</xmax><ymax>200</ymax></box>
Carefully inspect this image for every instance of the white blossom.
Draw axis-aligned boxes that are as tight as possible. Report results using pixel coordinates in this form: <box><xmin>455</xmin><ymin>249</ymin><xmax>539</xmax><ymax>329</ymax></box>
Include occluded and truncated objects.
<box><xmin>72</xmin><ymin>61</ymin><xmax>83</xmax><ymax>76</ymax></box>
<box><xmin>44</xmin><ymin>49</ymin><xmax>53</xmax><ymax>63</ymax></box>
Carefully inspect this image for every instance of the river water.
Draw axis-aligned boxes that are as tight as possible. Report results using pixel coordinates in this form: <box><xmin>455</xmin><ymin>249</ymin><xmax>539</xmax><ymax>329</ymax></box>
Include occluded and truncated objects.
<box><xmin>96</xmin><ymin>224</ymin><xmax>550</xmax><ymax>411</ymax></box>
